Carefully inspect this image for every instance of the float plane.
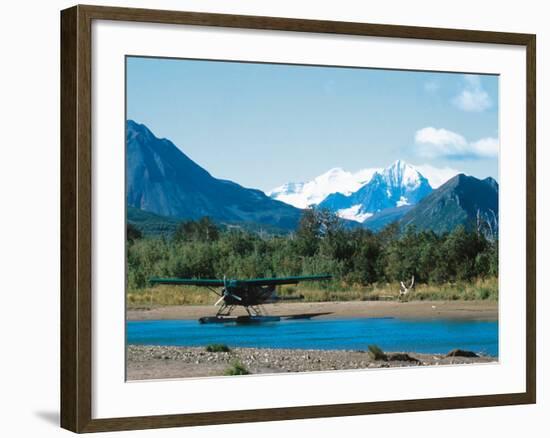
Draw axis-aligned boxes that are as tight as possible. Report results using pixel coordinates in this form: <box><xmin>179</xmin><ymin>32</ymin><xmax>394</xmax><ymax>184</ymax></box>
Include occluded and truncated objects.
<box><xmin>149</xmin><ymin>274</ymin><xmax>331</xmax><ymax>323</ymax></box>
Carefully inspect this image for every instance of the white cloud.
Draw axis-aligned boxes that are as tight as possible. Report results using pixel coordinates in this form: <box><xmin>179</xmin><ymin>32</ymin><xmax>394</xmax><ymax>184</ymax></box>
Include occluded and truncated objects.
<box><xmin>415</xmin><ymin>127</ymin><xmax>467</xmax><ymax>149</ymax></box>
<box><xmin>414</xmin><ymin>127</ymin><xmax>499</xmax><ymax>160</ymax></box>
<box><xmin>452</xmin><ymin>74</ymin><xmax>492</xmax><ymax>112</ymax></box>
<box><xmin>469</xmin><ymin>137</ymin><xmax>499</xmax><ymax>158</ymax></box>
<box><xmin>414</xmin><ymin>127</ymin><xmax>468</xmax><ymax>158</ymax></box>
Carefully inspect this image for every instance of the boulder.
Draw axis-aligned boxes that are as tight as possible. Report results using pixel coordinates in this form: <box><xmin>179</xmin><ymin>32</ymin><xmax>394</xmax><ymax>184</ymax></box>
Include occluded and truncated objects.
<box><xmin>446</xmin><ymin>349</ymin><xmax>479</xmax><ymax>358</ymax></box>
<box><xmin>387</xmin><ymin>353</ymin><xmax>420</xmax><ymax>363</ymax></box>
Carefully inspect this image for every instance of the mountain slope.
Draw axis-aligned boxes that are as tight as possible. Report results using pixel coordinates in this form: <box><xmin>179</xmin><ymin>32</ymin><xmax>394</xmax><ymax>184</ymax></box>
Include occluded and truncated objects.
<box><xmin>127</xmin><ymin>205</ymin><xmax>181</xmax><ymax>236</ymax></box>
<box><xmin>399</xmin><ymin>174</ymin><xmax>498</xmax><ymax>234</ymax></box>
<box><xmin>361</xmin><ymin>205</ymin><xmax>414</xmax><ymax>231</ymax></box>
<box><xmin>126</xmin><ymin>120</ymin><xmax>302</xmax><ymax>230</ymax></box>
<box><xmin>319</xmin><ymin>160</ymin><xmax>432</xmax><ymax>222</ymax></box>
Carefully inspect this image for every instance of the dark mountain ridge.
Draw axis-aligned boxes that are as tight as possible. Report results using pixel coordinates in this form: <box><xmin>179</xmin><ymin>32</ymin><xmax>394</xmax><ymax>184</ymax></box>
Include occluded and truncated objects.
<box><xmin>126</xmin><ymin>120</ymin><xmax>302</xmax><ymax>230</ymax></box>
<box><xmin>126</xmin><ymin>121</ymin><xmax>498</xmax><ymax>236</ymax></box>
<box><xmin>398</xmin><ymin>173</ymin><xmax>499</xmax><ymax>234</ymax></box>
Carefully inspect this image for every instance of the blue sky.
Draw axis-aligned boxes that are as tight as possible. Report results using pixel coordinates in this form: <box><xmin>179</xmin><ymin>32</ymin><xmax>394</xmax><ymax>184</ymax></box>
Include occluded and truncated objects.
<box><xmin>126</xmin><ymin>56</ymin><xmax>499</xmax><ymax>191</ymax></box>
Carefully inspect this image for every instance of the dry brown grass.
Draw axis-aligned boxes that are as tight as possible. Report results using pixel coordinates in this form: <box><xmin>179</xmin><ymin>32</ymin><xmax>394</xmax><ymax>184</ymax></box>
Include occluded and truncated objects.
<box><xmin>127</xmin><ymin>285</ymin><xmax>218</xmax><ymax>307</ymax></box>
<box><xmin>127</xmin><ymin>277</ymin><xmax>497</xmax><ymax>307</ymax></box>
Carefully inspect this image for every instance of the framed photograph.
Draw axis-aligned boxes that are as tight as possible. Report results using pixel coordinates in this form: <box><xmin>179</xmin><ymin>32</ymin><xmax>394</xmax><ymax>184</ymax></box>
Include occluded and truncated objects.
<box><xmin>60</xmin><ymin>4</ymin><xmax>536</xmax><ymax>433</ymax></box>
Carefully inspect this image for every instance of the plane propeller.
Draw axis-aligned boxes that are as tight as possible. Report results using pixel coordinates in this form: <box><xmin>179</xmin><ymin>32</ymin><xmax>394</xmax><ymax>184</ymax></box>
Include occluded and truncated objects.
<box><xmin>214</xmin><ymin>275</ymin><xmax>242</xmax><ymax>306</ymax></box>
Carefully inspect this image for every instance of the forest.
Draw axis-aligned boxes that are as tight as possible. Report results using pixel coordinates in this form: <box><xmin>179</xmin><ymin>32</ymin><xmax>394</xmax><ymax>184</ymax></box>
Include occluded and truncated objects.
<box><xmin>126</xmin><ymin>208</ymin><xmax>498</xmax><ymax>304</ymax></box>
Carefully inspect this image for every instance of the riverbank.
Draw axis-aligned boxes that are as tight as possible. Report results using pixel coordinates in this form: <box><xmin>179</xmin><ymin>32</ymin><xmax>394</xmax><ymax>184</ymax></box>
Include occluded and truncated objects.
<box><xmin>127</xmin><ymin>300</ymin><xmax>498</xmax><ymax>322</ymax></box>
<box><xmin>127</xmin><ymin>345</ymin><xmax>496</xmax><ymax>380</ymax></box>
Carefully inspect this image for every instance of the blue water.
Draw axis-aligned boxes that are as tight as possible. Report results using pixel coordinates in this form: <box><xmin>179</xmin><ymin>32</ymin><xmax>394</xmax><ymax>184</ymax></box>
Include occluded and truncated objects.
<box><xmin>127</xmin><ymin>318</ymin><xmax>498</xmax><ymax>357</ymax></box>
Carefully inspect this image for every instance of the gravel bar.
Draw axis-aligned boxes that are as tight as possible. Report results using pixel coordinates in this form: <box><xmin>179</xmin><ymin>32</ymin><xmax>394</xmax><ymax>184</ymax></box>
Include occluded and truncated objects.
<box><xmin>127</xmin><ymin>345</ymin><xmax>496</xmax><ymax>380</ymax></box>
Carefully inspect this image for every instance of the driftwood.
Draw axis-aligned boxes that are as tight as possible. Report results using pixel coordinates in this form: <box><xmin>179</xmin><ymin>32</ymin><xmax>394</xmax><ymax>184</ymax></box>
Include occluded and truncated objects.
<box><xmin>399</xmin><ymin>275</ymin><xmax>415</xmax><ymax>298</ymax></box>
<box><xmin>476</xmin><ymin>208</ymin><xmax>498</xmax><ymax>241</ymax></box>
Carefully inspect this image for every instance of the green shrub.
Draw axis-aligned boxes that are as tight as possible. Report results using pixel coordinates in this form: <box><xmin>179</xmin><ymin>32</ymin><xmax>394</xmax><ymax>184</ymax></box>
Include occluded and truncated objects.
<box><xmin>126</xmin><ymin>213</ymin><xmax>499</xmax><ymax>304</ymax></box>
<box><xmin>205</xmin><ymin>344</ymin><xmax>231</xmax><ymax>353</ymax></box>
<box><xmin>224</xmin><ymin>360</ymin><xmax>250</xmax><ymax>376</ymax></box>
<box><xmin>368</xmin><ymin>344</ymin><xmax>388</xmax><ymax>361</ymax></box>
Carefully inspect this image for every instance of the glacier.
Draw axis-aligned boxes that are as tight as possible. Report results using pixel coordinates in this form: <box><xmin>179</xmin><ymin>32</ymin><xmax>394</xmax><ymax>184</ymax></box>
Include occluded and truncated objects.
<box><xmin>269</xmin><ymin>160</ymin><xmax>435</xmax><ymax>223</ymax></box>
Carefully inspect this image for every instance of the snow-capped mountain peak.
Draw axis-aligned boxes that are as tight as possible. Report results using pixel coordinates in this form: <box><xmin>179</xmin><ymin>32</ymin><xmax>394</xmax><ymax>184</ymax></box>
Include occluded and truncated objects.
<box><xmin>267</xmin><ymin>166</ymin><xmax>379</xmax><ymax>209</ymax></box>
<box><xmin>268</xmin><ymin>160</ymin><xmax>434</xmax><ymax>223</ymax></box>
<box><xmin>318</xmin><ymin>161</ymin><xmax>433</xmax><ymax>222</ymax></box>
<box><xmin>381</xmin><ymin>160</ymin><xmax>423</xmax><ymax>190</ymax></box>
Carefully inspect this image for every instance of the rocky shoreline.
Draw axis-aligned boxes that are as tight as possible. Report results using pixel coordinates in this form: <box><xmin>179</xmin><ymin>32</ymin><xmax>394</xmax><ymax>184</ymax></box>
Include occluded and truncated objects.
<box><xmin>127</xmin><ymin>345</ymin><xmax>496</xmax><ymax>380</ymax></box>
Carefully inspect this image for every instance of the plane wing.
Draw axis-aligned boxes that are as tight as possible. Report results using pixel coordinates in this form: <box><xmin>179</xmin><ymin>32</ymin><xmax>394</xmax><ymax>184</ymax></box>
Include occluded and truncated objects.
<box><xmin>149</xmin><ymin>278</ymin><xmax>225</xmax><ymax>287</ymax></box>
<box><xmin>149</xmin><ymin>274</ymin><xmax>331</xmax><ymax>287</ymax></box>
<box><xmin>239</xmin><ymin>274</ymin><xmax>332</xmax><ymax>286</ymax></box>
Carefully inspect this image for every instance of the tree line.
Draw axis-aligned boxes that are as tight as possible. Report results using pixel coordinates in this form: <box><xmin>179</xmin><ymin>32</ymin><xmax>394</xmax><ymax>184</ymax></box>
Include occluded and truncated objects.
<box><xmin>126</xmin><ymin>208</ymin><xmax>498</xmax><ymax>291</ymax></box>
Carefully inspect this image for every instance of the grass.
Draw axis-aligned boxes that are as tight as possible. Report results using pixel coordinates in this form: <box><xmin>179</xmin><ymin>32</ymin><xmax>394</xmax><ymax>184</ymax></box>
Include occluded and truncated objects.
<box><xmin>126</xmin><ymin>277</ymin><xmax>498</xmax><ymax>307</ymax></box>
<box><xmin>205</xmin><ymin>344</ymin><xmax>231</xmax><ymax>353</ymax></box>
<box><xmin>126</xmin><ymin>285</ymin><xmax>220</xmax><ymax>307</ymax></box>
<box><xmin>358</xmin><ymin>277</ymin><xmax>498</xmax><ymax>302</ymax></box>
<box><xmin>224</xmin><ymin>360</ymin><xmax>250</xmax><ymax>376</ymax></box>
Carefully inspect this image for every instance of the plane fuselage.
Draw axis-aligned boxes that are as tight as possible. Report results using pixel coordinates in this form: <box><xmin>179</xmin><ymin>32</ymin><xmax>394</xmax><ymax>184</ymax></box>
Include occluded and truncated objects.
<box><xmin>222</xmin><ymin>283</ymin><xmax>277</xmax><ymax>306</ymax></box>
